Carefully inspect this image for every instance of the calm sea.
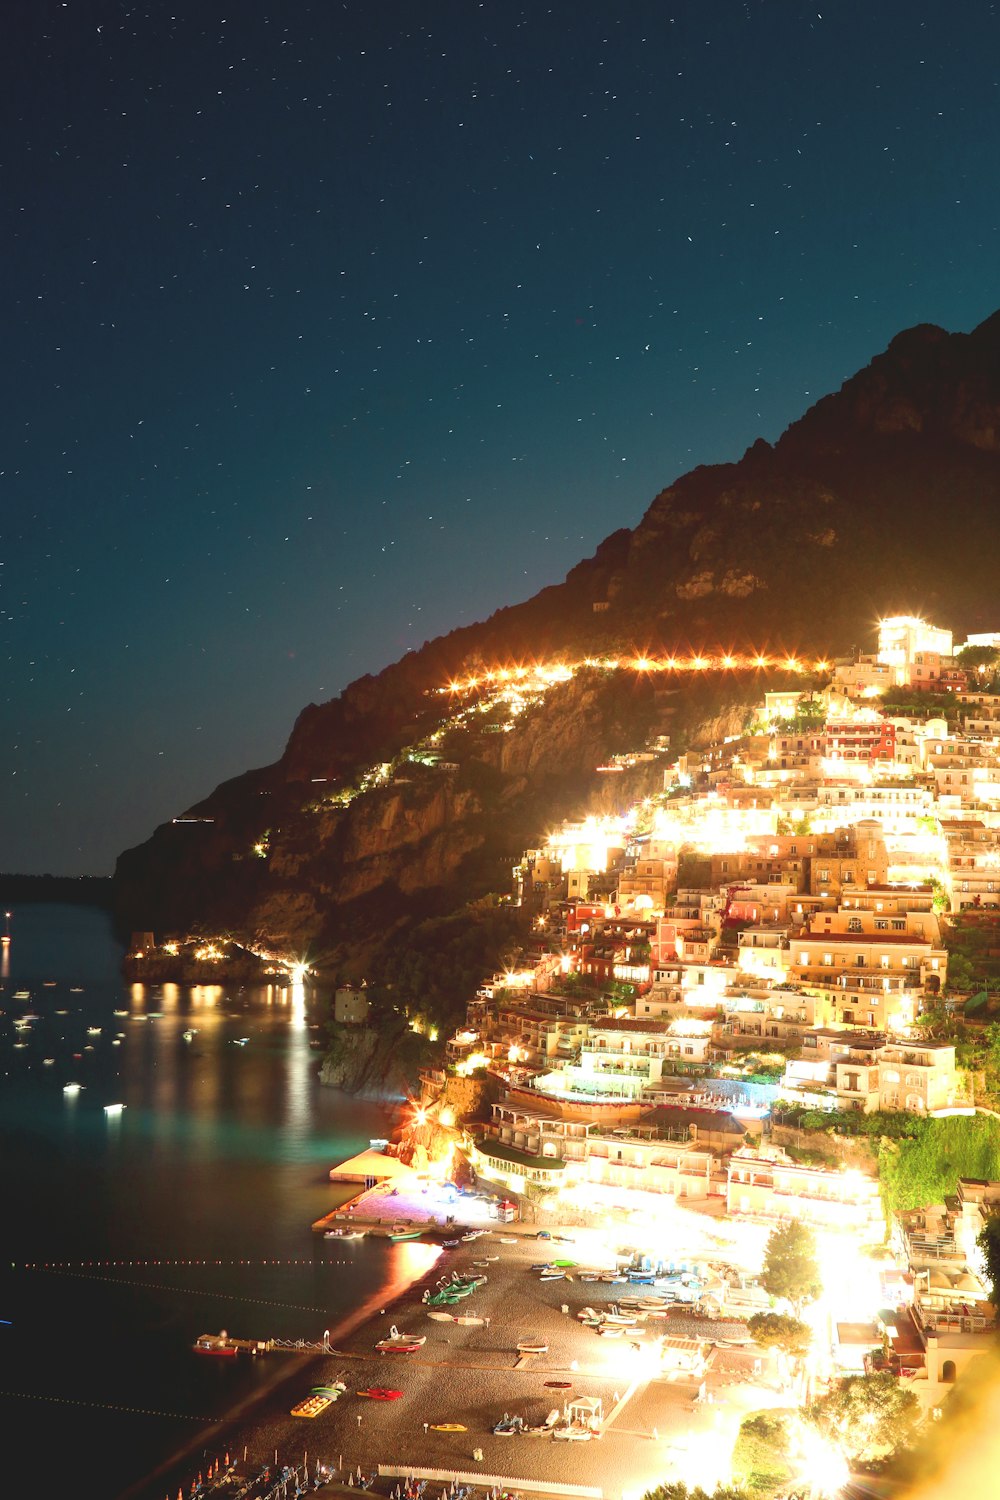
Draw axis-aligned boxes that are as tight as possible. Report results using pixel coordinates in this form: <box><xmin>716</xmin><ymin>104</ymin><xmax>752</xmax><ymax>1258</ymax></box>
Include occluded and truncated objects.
<box><xmin>0</xmin><ymin>904</ymin><xmax>412</xmax><ymax>1497</ymax></box>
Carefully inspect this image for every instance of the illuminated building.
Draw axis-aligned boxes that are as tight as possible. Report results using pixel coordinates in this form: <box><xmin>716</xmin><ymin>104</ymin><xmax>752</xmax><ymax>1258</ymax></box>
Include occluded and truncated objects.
<box><xmin>333</xmin><ymin>984</ymin><xmax>370</xmax><ymax>1024</ymax></box>
<box><xmin>478</xmin><ymin>1102</ymin><xmax>718</xmax><ymax>1199</ymax></box>
<box><xmin>727</xmin><ymin>1144</ymin><xmax>883</xmax><ymax>1231</ymax></box>
<box><xmin>877</xmin><ymin>615</ymin><xmax>954</xmax><ymax>685</ymax></box>
<box><xmin>941</xmin><ymin>819</ymin><xmax>1000</xmax><ymax>910</ymax></box>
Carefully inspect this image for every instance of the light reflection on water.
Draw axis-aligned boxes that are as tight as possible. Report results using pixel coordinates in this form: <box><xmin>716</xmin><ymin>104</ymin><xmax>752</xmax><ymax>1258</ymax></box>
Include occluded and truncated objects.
<box><xmin>0</xmin><ymin>904</ymin><xmax>405</xmax><ymax>1498</ymax></box>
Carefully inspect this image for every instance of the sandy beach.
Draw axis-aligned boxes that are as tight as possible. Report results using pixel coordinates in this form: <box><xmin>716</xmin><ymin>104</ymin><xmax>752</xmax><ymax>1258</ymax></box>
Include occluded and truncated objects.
<box><xmin>135</xmin><ymin>1219</ymin><xmax>765</xmax><ymax>1500</ymax></box>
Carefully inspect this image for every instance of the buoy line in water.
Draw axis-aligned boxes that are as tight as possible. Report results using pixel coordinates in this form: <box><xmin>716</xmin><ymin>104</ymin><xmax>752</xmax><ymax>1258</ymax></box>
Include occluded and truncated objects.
<box><xmin>0</xmin><ymin>1389</ymin><xmax>217</xmax><ymax>1422</ymax></box>
<box><xmin>28</xmin><ymin>1266</ymin><xmax>328</xmax><ymax>1312</ymax></box>
<box><xmin>20</xmin><ymin>1257</ymin><xmax>353</xmax><ymax>1270</ymax></box>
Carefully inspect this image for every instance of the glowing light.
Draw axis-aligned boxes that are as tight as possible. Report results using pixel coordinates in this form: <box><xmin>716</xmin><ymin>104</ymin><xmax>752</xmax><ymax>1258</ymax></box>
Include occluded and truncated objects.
<box><xmin>413</xmin><ymin>1107</ymin><xmax>428</xmax><ymax>1126</ymax></box>
<box><xmin>290</xmin><ymin>960</ymin><xmax>309</xmax><ymax>983</ymax></box>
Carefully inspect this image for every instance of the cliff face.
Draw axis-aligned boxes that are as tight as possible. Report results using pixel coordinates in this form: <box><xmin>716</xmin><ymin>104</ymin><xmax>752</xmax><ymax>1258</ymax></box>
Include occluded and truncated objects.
<box><xmin>115</xmin><ymin>310</ymin><xmax>1000</xmax><ymax>963</ymax></box>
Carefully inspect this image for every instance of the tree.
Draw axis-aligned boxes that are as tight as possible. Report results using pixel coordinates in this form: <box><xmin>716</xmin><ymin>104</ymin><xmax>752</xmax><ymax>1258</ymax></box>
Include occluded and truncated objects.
<box><xmin>807</xmin><ymin>1372</ymin><xmax>919</xmax><ymax>1463</ymax></box>
<box><xmin>746</xmin><ymin>1312</ymin><xmax>812</xmax><ymax>1358</ymax></box>
<box><xmin>976</xmin><ymin>1213</ymin><xmax>1000</xmax><ymax>1305</ymax></box>
<box><xmin>644</xmin><ymin>1485</ymin><xmax>751</xmax><ymax>1500</ymax></box>
<box><xmin>759</xmin><ymin>1221</ymin><xmax>821</xmax><ymax>1309</ymax></box>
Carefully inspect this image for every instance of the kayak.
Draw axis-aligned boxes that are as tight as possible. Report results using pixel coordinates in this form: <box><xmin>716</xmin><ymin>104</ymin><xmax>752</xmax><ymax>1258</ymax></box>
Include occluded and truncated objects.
<box><xmin>357</xmin><ymin>1388</ymin><xmax>403</xmax><ymax>1400</ymax></box>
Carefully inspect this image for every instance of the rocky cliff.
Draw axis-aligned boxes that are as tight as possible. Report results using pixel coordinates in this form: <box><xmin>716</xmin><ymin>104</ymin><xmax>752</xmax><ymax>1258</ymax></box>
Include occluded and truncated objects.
<box><xmin>115</xmin><ymin>309</ymin><xmax>1000</xmax><ymax>983</ymax></box>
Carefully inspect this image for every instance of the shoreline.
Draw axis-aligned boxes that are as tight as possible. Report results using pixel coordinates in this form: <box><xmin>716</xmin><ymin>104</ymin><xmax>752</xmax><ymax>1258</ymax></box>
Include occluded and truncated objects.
<box><xmin>121</xmin><ymin>1221</ymin><xmax>762</xmax><ymax>1500</ymax></box>
<box><xmin>118</xmin><ymin>1242</ymin><xmax>443</xmax><ymax>1500</ymax></box>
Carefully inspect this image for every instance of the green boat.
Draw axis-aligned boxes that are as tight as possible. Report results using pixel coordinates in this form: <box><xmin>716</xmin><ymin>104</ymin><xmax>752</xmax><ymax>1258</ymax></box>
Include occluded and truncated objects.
<box><xmin>389</xmin><ymin>1229</ymin><xmax>423</xmax><ymax>1241</ymax></box>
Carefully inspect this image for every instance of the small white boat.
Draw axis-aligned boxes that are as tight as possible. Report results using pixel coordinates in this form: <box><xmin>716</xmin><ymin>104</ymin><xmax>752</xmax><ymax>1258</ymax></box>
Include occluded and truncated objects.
<box><xmin>13</xmin><ymin>991</ymin><xmax>30</xmax><ymax>1000</ymax></box>
<box><xmin>104</xmin><ymin>1102</ymin><xmax>126</xmax><ymax>1115</ymax></box>
<box><xmin>182</xmin><ymin>1029</ymin><xmax>197</xmax><ymax>1041</ymax></box>
<box><xmin>427</xmin><ymin>1311</ymin><xmax>455</xmax><ymax>1322</ymax></box>
<box><xmin>42</xmin><ymin>1058</ymin><xmax>55</xmax><ymax>1066</ymax></box>
<box><xmin>86</xmin><ymin>1027</ymin><xmax>102</xmax><ymax>1036</ymax></box>
<box><xmin>517</xmin><ymin>1340</ymin><xmax>548</xmax><ymax>1354</ymax></box>
<box><xmin>112</xmin><ymin>1039</ymin><xmax>122</xmax><ymax>1046</ymax></box>
<box><xmin>63</xmin><ymin>1083</ymin><xmax>83</xmax><ymax>1095</ymax></box>
<box><xmin>113</xmin><ymin>1010</ymin><xmax>128</xmax><ymax>1016</ymax></box>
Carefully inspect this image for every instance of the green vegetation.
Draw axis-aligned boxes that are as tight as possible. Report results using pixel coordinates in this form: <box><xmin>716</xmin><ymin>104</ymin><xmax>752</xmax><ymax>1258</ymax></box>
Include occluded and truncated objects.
<box><xmin>976</xmin><ymin>1214</ymin><xmax>1000</xmax><ymax>1304</ymax></box>
<box><xmin>879</xmin><ymin>1114</ymin><xmax>1000</xmax><ymax>1213</ymax></box>
<box><xmin>730</xmin><ymin>1411</ymin><xmax>794</xmax><ymax>1497</ymax></box>
<box><xmin>807</xmin><ymin>1372</ymin><xmax>918</xmax><ymax>1464</ymax></box>
<box><xmin>879</xmin><ymin>686</ymin><xmax>962</xmax><ymax>722</ymax></box>
<box><xmin>760</xmin><ymin>1221</ymin><xmax>821</xmax><ymax>1309</ymax></box>
<box><xmin>774</xmin><ymin>1101</ymin><xmax>925</xmax><ymax>1141</ymax></box>
<box><xmin>643</xmin><ymin>1485</ymin><xmax>751</xmax><ymax>1500</ymax></box>
<box><xmin>776</xmin><ymin>1102</ymin><xmax>1000</xmax><ymax>1213</ymax></box>
<box><xmin>746</xmin><ymin>1312</ymin><xmax>811</xmax><ymax>1358</ymax></box>
<box><xmin>367</xmin><ymin>900</ymin><xmax>528</xmax><ymax>1030</ymax></box>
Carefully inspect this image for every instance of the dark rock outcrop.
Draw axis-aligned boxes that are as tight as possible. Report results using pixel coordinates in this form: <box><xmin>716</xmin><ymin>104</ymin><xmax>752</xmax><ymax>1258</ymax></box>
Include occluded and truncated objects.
<box><xmin>115</xmin><ymin>309</ymin><xmax>1000</xmax><ymax>965</ymax></box>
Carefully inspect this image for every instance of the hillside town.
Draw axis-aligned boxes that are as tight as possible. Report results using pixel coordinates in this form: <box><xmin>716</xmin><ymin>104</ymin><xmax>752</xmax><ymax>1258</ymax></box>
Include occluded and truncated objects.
<box><xmin>370</xmin><ymin>617</ymin><xmax>1000</xmax><ymax>1433</ymax></box>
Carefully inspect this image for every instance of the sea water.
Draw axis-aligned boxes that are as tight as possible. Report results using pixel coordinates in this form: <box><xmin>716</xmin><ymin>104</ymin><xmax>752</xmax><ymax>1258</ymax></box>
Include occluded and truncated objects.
<box><xmin>0</xmin><ymin>904</ymin><xmax>406</xmax><ymax>1497</ymax></box>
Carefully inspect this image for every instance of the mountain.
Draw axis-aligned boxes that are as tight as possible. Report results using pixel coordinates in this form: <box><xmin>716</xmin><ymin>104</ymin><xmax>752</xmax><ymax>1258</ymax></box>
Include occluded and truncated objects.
<box><xmin>114</xmin><ymin>310</ymin><xmax>1000</xmax><ymax>984</ymax></box>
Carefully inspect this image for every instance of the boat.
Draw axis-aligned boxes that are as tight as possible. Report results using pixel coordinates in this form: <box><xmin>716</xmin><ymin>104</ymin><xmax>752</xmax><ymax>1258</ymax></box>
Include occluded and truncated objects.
<box><xmin>62</xmin><ymin>1083</ymin><xmax>83</xmax><ymax>1095</ymax></box>
<box><xmin>193</xmin><ymin>1333</ymin><xmax>240</xmax><ymax>1358</ymax></box>
<box><xmin>427</xmin><ymin>1311</ymin><xmax>455</xmax><ymax>1322</ymax></box>
<box><xmin>539</xmin><ymin>1270</ymin><xmax>565</xmax><ymax>1281</ymax></box>
<box><xmin>103</xmin><ymin>1103</ymin><xmax>126</xmax><ymax>1114</ymax></box>
<box><xmin>357</xmin><ymin>1388</ymin><xmax>403</xmax><ymax>1400</ymax></box>
<box><xmin>113</xmin><ymin>1009</ymin><xmax>128</xmax><ymax>1016</ymax></box>
<box><xmin>389</xmin><ymin>1228</ymin><xmax>422</xmax><ymax>1241</ymax></box>
<box><xmin>453</xmin><ymin>1314</ymin><xmax>485</xmax><ymax>1326</ymax></box>
<box><xmin>498</xmin><ymin>1236</ymin><xmax>517</xmax><ymax>1244</ymax></box>
<box><xmin>325</xmin><ymin>1227</ymin><xmax>365</xmax><ymax>1240</ymax></box>
<box><xmin>553</xmin><ymin>1425</ymin><xmax>593</xmax><ymax>1442</ymax></box>
<box><xmin>442</xmin><ymin>1239</ymin><xmax>460</xmax><ymax>1248</ymax></box>
<box><xmin>492</xmin><ymin>1415</ymin><xmax>524</xmax><ymax>1436</ymax></box>
<box><xmin>42</xmin><ymin>1058</ymin><xmax>55</xmax><ymax>1066</ymax></box>
<box><xmin>376</xmin><ymin>1326</ymin><xmax>426</xmax><ymax>1353</ymax></box>
<box><xmin>86</xmin><ymin>1027</ymin><xmax>102</xmax><ymax>1036</ymax></box>
<box><xmin>597</xmin><ymin>1325</ymin><xmax>624</xmax><ymax>1339</ymax></box>
<box><xmin>545</xmin><ymin>1381</ymin><xmax>572</xmax><ymax>1389</ymax></box>
<box><xmin>311</xmin><ymin>1382</ymin><xmax>347</xmax><ymax>1399</ymax></box>
<box><xmin>291</xmin><ymin>1393</ymin><xmax>333</xmax><ymax>1418</ymax></box>
<box><xmin>460</xmin><ymin>1229</ymin><xmax>485</xmax><ymax>1242</ymax></box>
<box><xmin>429</xmin><ymin>1423</ymin><xmax>466</xmax><ymax>1433</ymax></box>
<box><xmin>516</xmin><ymin>1340</ymin><xmax>548</xmax><ymax>1355</ymax></box>
<box><xmin>13</xmin><ymin>991</ymin><xmax>30</xmax><ymax>1000</ymax></box>
<box><xmin>182</xmin><ymin>1029</ymin><xmax>197</xmax><ymax>1041</ymax></box>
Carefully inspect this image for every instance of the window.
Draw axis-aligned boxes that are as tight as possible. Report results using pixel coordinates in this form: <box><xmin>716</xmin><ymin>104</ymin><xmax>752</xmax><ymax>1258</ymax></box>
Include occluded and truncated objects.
<box><xmin>823</xmin><ymin>952</ymin><xmax>833</xmax><ymax>966</ymax></box>
<box><xmin>875</xmin><ymin>918</ymin><xmax>888</xmax><ymax>930</ymax></box>
<box><xmin>892</xmin><ymin>918</ymin><xmax>906</xmax><ymax>930</ymax></box>
<box><xmin>848</xmin><ymin>917</ymin><xmax>863</xmax><ymax>933</ymax></box>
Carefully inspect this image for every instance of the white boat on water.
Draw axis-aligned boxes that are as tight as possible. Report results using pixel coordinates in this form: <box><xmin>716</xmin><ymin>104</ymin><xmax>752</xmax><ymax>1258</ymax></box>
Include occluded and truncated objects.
<box><xmin>104</xmin><ymin>1102</ymin><xmax>126</xmax><ymax>1115</ymax></box>
<box><xmin>63</xmin><ymin>1083</ymin><xmax>83</xmax><ymax>1095</ymax></box>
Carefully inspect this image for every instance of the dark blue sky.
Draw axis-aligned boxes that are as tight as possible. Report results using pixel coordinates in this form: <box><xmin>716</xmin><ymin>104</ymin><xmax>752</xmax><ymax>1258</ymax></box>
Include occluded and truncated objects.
<box><xmin>3</xmin><ymin>0</ymin><xmax>999</xmax><ymax>874</ymax></box>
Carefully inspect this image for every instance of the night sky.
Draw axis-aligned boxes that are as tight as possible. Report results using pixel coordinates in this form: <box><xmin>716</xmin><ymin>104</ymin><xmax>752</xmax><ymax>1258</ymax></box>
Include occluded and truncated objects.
<box><xmin>3</xmin><ymin>1</ymin><xmax>999</xmax><ymax>875</ymax></box>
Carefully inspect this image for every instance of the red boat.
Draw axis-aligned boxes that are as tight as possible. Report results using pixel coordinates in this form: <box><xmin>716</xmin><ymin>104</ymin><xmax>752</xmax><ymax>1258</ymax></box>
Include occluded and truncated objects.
<box><xmin>357</xmin><ymin>1388</ymin><xmax>403</xmax><ymax>1401</ymax></box>
<box><xmin>193</xmin><ymin>1333</ymin><xmax>240</xmax><ymax>1358</ymax></box>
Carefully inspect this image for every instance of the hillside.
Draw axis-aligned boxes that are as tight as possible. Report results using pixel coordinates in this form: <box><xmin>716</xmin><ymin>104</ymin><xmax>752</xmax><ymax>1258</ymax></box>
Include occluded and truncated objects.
<box><xmin>114</xmin><ymin>309</ymin><xmax>1000</xmax><ymax>980</ymax></box>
